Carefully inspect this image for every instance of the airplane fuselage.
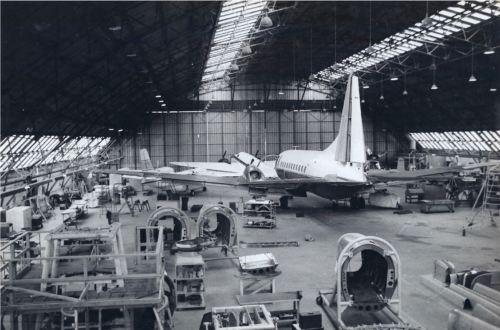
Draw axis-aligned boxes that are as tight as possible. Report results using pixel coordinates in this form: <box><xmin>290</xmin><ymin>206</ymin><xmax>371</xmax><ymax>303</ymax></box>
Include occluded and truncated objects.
<box><xmin>275</xmin><ymin>149</ymin><xmax>367</xmax><ymax>200</ymax></box>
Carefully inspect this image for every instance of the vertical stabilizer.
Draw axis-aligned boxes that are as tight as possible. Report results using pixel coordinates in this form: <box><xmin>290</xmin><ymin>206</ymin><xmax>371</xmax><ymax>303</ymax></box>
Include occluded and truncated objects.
<box><xmin>140</xmin><ymin>149</ymin><xmax>154</xmax><ymax>171</ymax></box>
<box><xmin>325</xmin><ymin>75</ymin><xmax>366</xmax><ymax>163</ymax></box>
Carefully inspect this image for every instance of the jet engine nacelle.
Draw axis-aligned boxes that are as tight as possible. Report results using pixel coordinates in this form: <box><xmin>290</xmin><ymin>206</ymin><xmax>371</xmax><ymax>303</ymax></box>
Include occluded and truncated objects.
<box><xmin>243</xmin><ymin>165</ymin><xmax>265</xmax><ymax>182</ymax></box>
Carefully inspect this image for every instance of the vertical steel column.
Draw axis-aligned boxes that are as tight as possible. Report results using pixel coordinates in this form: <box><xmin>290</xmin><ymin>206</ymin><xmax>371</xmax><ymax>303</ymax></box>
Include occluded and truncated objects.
<box><xmin>278</xmin><ymin>112</ymin><xmax>282</xmax><ymax>154</ymax></box>
<box><xmin>191</xmin><ymin>113</ymin><xmax>195</xmax><ymax>161</ymax></box>
<box><xmin>163</xmin><ymin>113</ymin><xmax>167</xmax><ymax>167</ymax></box>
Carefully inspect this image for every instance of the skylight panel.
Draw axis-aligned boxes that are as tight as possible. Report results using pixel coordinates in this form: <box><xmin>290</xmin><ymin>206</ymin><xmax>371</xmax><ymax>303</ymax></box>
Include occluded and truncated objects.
<box><xmin>200</xmin><ymin>0</ymin><xmax>268</xmax><ymax>90</ymax></box>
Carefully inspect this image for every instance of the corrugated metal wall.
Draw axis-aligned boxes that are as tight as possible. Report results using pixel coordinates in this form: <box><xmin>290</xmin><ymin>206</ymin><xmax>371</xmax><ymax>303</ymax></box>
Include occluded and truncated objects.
<box><xmin>119</xmin><ymin>111</ymin><xmax>400</xmax><ymax>169</ymax></box>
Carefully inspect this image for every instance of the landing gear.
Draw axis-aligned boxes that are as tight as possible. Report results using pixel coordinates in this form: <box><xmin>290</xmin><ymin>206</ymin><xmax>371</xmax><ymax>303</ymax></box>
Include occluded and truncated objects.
<box><xmin>357</xmin><ymin>197</ymin><xmax>366</xmax><ymax>209</ymax></box>
<box><xmin>190</xmin><ymin>190</ymin><xmax>195</xmax><ymax>196</ymax></box>
<box><xmin>350</xmin><ymin>196</ymin><xmax>365</xmax><ymax>210</ymax></box>
<box><xmin>350</xmin><ymin>196</ymin><xmax>358</xmax><ymax>210</ymax></box>
<box><xmin>331</xmin><ymin>201</ymin><xmax>338</xmax><ymax>210</ymax></box>
<box><xmin>279</xmin><ymin>196</ymin><xmax>289</xmax><ymax>209</ymax></box>
<box><xmin>202</xmin><ymin>187</ymin><xmax>207</xmax><ymax>192</ymax></box>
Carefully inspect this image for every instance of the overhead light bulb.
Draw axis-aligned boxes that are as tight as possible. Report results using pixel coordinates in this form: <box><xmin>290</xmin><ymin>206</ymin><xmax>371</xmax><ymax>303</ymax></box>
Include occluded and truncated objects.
<box><xmin>429</xmin><ymin>63</ymin><xmax>436</xmax><ymax>70</ymax></box>
<box><xmin>260</xmin><ymin>15</ymin><xmax>273</xmax><ymax>28</ymax></box>
<box><xmin>254</xmin><ymin>101</ymin><xmax>257</xmax><ymax>106</ymax></box>
<box><xmin>366</xmin><ymin>45</ymin><xmax>374</xmax><ymax>53</ymax></box>
<box><xmin>380</xmin><ymin>95</ymin><xmax>384</xmax><ymax>100</ymax></box>
<box><xmin>231</xmin><ymin>64</ymin><xmax>239</xmax><ymax>71</ymax></box>
<box><xmin>469</xmin><ymin>74</ymin><xmax>476</xmax><ymax>82</ymax></box>
<box><xmin>403</xmin><ymin>90</ymin><xmax>408</xmax><ymax>95</ymax></box>
<box><xmin>283</xmin><ymin>108</ymin><xmax>288</xmax><ymax>113</ymax></box>
<box><xmin>118</xmin><ymin>129</ymin><xmax>123</xmax><ymax>132</ymax></box>
<box><xmin>309</xmin><ymin>74</ymin><xmax>315</xmax><ymax>81</ymax></box>
<box><xmin>260</xmin><ymin>99</ymin><xmax>264</xmax><ymax>103</ymax></box>
<box><xmin>109</xmin><ymin>128</ymin><xmax>114</xmax><ymax>131</ymax></box>
<box><xmin>332</xmin><ymin>63</ymin><xmax>340</xmax><ymax>70</ymax></box>
<box><xmin>161</xmin><ymin>104</ymin><xmax>166</xmax><ymax>107</ymax></box>
<box><xmin>490</xmin><ymin>88</ymin><xmax>497</xmax><ymax>92</ymax></box>
<box><xmin>242</xmin><ymin>45</ymin><xmax>252</xmax><ymax>55</ymax></box>
<box><xmin>390</xmin><ymin>73</ymin><xmax>398</xmax><ymax>81</ymax></box>
<box><xmin>421</xmin><ymin>14</ymin><xmax>433</xmax><ymax>27</ymax></box>
<box><xmin>431</xmin><ymin>84</ymin><xmax>438</xmax><ymax>90</ymax></box>
<box><xmin>278</xmin><ymin>89</ymin><xmax>284</xmax><ymax>95</ymax></box>
<box><xmin>156</xmin><ymin>95</ymin><xmax>161</xmax><ymax>98</ymax></box>
<box><xmin>361</xmin><ymin>98</ymin><xmax>365</xmax><ymax>103</ymax></box>
<box><xmin>484</xmin><ymin>47</ymin><xmax>495</xmax><ymax>55</ymax></box>
<box><xmin>363</xmin><ymin>84</ymin><xmax>370</xmax><ymax>89</ymax></box>
<box><xmin>159</xmin><ymin>100</ymin><xmax>164</xmax><ymax>103</ymax></box>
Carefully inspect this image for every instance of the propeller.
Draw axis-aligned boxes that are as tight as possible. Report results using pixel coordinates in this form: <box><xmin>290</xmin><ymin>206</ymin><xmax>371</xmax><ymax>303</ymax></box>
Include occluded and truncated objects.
<box><xmin>218</xmin><ymin>151</ymin><xmax>230</xmax><ymax>164</ymax></box>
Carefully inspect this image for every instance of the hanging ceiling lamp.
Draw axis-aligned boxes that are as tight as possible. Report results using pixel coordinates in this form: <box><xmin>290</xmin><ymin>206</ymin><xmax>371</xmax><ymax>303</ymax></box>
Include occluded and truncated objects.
<box><xmin>390</xmin><ymin>72</ymin><xmax>398</xmax><ymax>81</ymax></box>
<box><xmin>421</xmin><ymin>1</ymin><xmax>433</xmax><ymax>27</ymax></box>
<box><xmin>403</xmin><ymin>72</ymin><xmax>408</xmax><ymax>95</ymax></box>
<box><xmin>242</xmin><ymin>45</ymin><xmax>252</xmax><ymax>55</ymax></box>
<box><xmin>484</xmin><ymin>46</ymin><xmax>495</xmax><ymax>55</ymax></box>
<box><xmin>108</xmin><ymin>13</ymin><xmax>121</xmax><ymax>31</ymax></box>
<box><xmin>231</xmin><ymin>64</ymin><xmax>239</xmax><ymax>71</ymax></box>
<box><xmin>224</xmin><ymin>75</ymin><xmax>231</xmax><ymax>82</ymax></box>
<box><xmin>366</xmin><ymin>2</ymin><xmax>374</xmax><ymax>53</ymax></box>
<box><xmin>278</xmin><ymin>89</ymin><xmax>284</xmax><ymax>95</ymax></box>
<box><xmin>380</xmin><ymin>75</ymin><xmax>384</xmax><ymax>99</ymax></box>
<box><xmin>332</xmin><ymin>3</ymin><xmax>339</xmax><ymax>69</ymax></box>
<box><xmin>431</xmin><ymin>69</ymin><xmax>438</xmax><ymax>89</ymax></box>
<box><xmin>469</xmin><ymin>46</ymin><xmax>476</xmax><ymax>82</ymax></box>
<box><xmin>260</xmin><ymin>14</ymin><xmax>273</xmax><ymax>28</ymax></box>
<box><xmin>309</xmin><ymin>25</ymin><xmax>314</xmax><ymax>81</ymax></box>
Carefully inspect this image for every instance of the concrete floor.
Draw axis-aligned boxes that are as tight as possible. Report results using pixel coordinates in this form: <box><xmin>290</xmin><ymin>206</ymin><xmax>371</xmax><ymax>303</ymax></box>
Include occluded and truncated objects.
<box><xmin>30</xmin><ymin>184</ymin><xmax>500</xmax><ymax>330</ymax></box>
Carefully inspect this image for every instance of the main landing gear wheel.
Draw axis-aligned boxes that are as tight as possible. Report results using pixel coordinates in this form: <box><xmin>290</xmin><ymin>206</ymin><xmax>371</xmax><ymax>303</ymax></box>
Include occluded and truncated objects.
<box><xmin>357</xmin><ymin>197</ymin><xmax>366</xmax><ymax>209</ymax></box>
<box><xmin>203</xmin><ymin>187</ymin><xmax>207</xmax><ymax>192</ymax></box>
<box><xmin>190</xmin><ymin>190</ymin><xmax>195</xmax><ymax>196</ymax></box>
<box><xmin>350</xmin><ymin>196</ymin><xmax>358</xmax><ymax>210</ymax></box>
<box><xmin>331</xmin><ymin>201</ymin><xmax>338</xmax><ymax>210</ymax></box>
<box><xmin>316</xmin><ymin>296</ymin><xmax>323</xmax><ymax>305</ymax></box>
<box><xmin>279</xmin><ymin>196</ymin><xmax>289</xmax><ymax>209</ymax></box>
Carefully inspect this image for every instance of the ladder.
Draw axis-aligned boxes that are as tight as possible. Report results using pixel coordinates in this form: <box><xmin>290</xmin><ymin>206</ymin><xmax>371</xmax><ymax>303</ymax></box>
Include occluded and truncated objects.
<box><xmin>464</xmin><ymin>163</ymin><xmax>500</xmax><ymax>234</ymax></box>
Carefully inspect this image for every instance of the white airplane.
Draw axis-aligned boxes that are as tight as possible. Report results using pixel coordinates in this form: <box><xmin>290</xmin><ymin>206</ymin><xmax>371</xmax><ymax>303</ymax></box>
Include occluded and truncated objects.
<box><xmin>145</xmin><ymin>75</ymin><xmax>370</xmax><ymax>208</ymax></box>
<box><xmin>98</xmin><ymin>75</ymin><xmax>485</xmax><ymax>207</ymax></box>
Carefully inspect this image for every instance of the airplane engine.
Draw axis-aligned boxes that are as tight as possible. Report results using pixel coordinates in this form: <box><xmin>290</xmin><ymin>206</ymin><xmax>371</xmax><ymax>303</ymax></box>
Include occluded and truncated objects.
<box><xmin>336</xmin><ymin>233</ymin><xmax>399</xmax><ymax>313</ymax></box>
<box><xmin>243</xmin><ymin>165</ymin><xmax>265</xmax><ymax>181</ymax></box>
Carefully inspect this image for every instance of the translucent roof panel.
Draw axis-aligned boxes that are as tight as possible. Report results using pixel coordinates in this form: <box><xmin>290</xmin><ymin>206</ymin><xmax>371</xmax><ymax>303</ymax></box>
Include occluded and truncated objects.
<box><xmin>200</xmin><ymin>0</ymin><xmax>268</xmax><ymax>92</ymax></box>
<box><xmin>314</xmin><ymin>1</ymin><xmax>500</xmax><ymax>83</ymax></box>
<box><xmin>409</xmin><ymin>131</ymin><xmax>500</xmax><ymax>153</ymax></box>
<box><xmin>0</xmin><ymin>135</ymin><xmax>113</xmax><ymax>172</ymax></box>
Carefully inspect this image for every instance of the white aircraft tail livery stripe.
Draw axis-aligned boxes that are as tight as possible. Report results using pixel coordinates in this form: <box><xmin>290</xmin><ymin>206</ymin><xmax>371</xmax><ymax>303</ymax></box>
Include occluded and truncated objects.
<box><xmin>325</xmin><ymin>75</ymin><xmax>366</xmax><ymax>164</ymax></box>
<box><xmin>140</xmin><ymin>149</ymin><xmax>154</xmax><ymax>171</ymax></box>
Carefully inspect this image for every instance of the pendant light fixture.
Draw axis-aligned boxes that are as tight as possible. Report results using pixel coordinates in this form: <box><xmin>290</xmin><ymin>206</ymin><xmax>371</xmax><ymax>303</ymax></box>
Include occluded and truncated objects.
<box><xmin>309</xmin><ymin>25</ymin><xmax>314</xmax><ymax>81</ymax></box>
<box><xmin>469</xmin><ymin>46</ymin><xmax>476</xmax><ymax>82</ymax></box>
<box><xmin>431</xmin><ymin>69</ymin><xmax>438</xmax><ymax>90</ymax></box>
<box><xmin>403</xmin><ymin>72</ymin><xmax>408</xmax><ymax>95</ymax></box>
<box><xmin>332</xmin><ymin>3</ymin><xmax>339</xmax><ymax>70</ymax></box>
<box><xmin>421</xmin><ymin>1</ymin><xmax>433</xmax><ymax>27</ymax></box>
<box><xmin>366</xmin><ymin>2</ymin><xmax>374</xmax><ymax>53</ymax></box>
<box><xmin>380</xmin><ymin>75</ymin><xmax>384</xmax><ymax>100</ymax></box>
<box><xmin>361</xmin><ymin>87</ymin><xmax>365</xmax><ymax>103</ymax></box>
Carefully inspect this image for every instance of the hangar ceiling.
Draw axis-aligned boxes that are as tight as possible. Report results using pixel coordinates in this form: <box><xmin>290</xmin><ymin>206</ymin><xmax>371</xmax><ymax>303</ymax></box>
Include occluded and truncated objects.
<box><xmin>1</xmin><ymin>1</ymin><xmax>500</xmax><ymax>140</ymax></box>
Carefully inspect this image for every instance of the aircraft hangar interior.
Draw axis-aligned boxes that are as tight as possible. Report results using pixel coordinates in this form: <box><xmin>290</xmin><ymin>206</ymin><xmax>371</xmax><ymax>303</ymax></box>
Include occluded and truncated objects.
<box><xmin>1</xmin><ymin>1</ymin><xmax>500</xmax><ymax>329</ymax></box>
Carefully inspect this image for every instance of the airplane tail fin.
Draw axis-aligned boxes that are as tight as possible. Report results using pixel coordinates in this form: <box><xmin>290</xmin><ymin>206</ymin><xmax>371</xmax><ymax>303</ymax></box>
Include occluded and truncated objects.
<box><xmin>140</xmin><ymin>149</ymin><xmax>154</xmax><ymax>171</ymax></box>
<box><xmin>324</xmin><ymin>75</ymin><xmax>366</xmax><ymax>164</ymax></box>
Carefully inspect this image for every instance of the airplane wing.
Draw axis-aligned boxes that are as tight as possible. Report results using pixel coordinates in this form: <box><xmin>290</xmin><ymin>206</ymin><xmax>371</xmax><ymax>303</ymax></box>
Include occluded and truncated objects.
<box><xmin>366</xmin><ymin>166</ymin><xmax>471</xmax><ymax>183</ymax></box>
<box><xmin>170</xmin><ymin>162</ymin><xmax>244</xmax><ymax>175</ymax></box>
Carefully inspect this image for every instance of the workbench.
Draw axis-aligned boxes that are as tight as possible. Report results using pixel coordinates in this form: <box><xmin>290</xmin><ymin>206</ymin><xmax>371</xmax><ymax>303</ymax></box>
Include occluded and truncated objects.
<box><xmin>419</xmin><ymin>199</ymin><xmax>455</xmax><ymax>213</ymax></box>
<box><xmin>236</xmin><ymin>291</ymin><xmax>302</xmax><ymax>325</ymax></box>
<box><xmin>234</xmin><ymin>270</ymin><xmax>282</xmax><ymax>295</ymax></box>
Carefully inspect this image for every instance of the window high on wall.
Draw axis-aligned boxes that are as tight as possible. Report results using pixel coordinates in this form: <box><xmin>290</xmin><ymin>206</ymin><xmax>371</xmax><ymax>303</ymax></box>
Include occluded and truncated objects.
<box><xmin>409</xmin><ymin>131</ymin><xmax>500</xmax><ymax>153</ymax></box>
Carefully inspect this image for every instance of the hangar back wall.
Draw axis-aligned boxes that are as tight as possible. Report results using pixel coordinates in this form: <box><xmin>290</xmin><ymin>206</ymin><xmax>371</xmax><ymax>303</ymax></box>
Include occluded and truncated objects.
<box><xmin>119</xmin><ymin>111</ymin><xmax>402</xmax><ymax>170</ymax></box>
